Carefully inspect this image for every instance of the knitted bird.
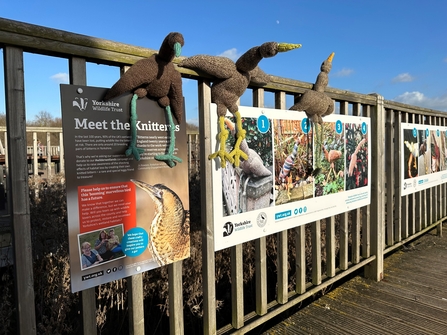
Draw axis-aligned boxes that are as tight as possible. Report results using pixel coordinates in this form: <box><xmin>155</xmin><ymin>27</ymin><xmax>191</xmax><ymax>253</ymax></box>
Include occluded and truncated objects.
<box><xmin>224</xmin><ymin>118</ymin><xmax>271</xmax><ymax>178</ymax></box>
<box><xmin>279</xmin><ymin>135</ymin><xmax>302</xmax><ymax>181</ymax></box>
<box><xmin>131</xmin><ymin>179</ymin><xmax>190</xmax><ymax>266</ymax></box>
<box><xmin>289</xmin><ymin>52</ymin><xmax>335</xmax><ymax>124</ymax></box>
<box><xmin>104</xmin><ymin>32</ymin><xmax>185</xmax><ymax>167</ymax></box>
<box><xmin>179</xmin><ymin>42</ymin><xmax>301</xmax><ymax>168</ymax></box>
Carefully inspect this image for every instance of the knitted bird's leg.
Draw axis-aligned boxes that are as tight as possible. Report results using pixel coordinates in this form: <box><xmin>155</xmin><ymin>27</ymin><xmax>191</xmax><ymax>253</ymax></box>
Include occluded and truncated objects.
<box><xmin>125</xmin><ymin>94</ymin><xmax>144</xmax><ymax>160</ymax></box>
<box><xmin>209</xmin><ymin>116</ymin><xmax>234</xmax><ymax>168</ymax></box>
<box><xmin>228</xmin><ymin>111</ymin><xmax>248</xmax><ymax>167</ymax></box>
<box><xmin>155</xmin><ymin>106</ymin><xmax>182</xmax><ymax>168</ymax></box>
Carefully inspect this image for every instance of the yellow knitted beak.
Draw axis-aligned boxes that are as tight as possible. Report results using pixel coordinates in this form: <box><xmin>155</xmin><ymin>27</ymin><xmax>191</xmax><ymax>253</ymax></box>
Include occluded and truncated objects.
<box><xmin>277</xmin><ymin>43</ymin><xmax>302</xmax><ymax>52</ymax></box>
<box><xmin>327</xmin><ymin>52</ymin><xmax>335</xmax><ymax>62</ymax></box>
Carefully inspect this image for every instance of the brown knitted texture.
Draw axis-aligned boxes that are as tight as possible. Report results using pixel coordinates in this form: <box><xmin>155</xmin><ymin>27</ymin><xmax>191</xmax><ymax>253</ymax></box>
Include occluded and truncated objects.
<box><xmin>289</xmin><ymin>52</ymin><xmax>335</xmax><ymax>124</ymax></box>
<box><xmin>103</xmin><ymin>32</ymin><xmax>184</xmax><ymax>123</ymax></box>
<box><xmin>178</xmin><ymin>42</ymin><xmax>285</xmax><ymax>117</ymax></box>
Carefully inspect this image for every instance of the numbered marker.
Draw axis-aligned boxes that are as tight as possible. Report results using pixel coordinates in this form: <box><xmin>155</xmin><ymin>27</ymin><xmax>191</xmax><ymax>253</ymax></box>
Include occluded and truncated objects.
<box><xmin>362</xmin><ymin>122</ymin><xmax>367</xmax><ymax>135</ymax></box>
<box><xmin>437</xmin><ymin>129</ymin><xmax>440</xmax><ymax>137</ymax></box>
<box><xmin>426</xmin><ymin>129</ymin><xmax>429</xmax><ymax>138</ymax></box>
<box><xmin>412</xmin><ymin>128</ymin><xmax>417</xmax><ymax>138</ymax></box>
<box><xmin>301</xmin><ymin>118</ymin><xmax>310</xmax><ymax>134</ymax></box>
<box><xmin>335</xmin><ymin>120</ymin><xmax>343</xmax><ymax>134</ymax></box>
<box><xmin>257</xmin><ymin>115</ymin><xmax>270</xmax><ymax>134</ymax></box>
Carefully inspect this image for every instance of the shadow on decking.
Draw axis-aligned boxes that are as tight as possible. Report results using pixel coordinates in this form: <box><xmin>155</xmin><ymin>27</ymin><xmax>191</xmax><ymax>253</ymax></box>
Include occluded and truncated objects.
<box><xmin>262</xmin><ymin>223</ymin><xmax>447</xmax><ymax>335</ymax></box>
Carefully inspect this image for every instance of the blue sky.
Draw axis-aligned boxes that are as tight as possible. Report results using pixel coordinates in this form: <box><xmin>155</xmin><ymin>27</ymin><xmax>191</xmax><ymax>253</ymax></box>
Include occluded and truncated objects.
<box><xmin>1</xmin><ymin>0</ymin><xmax>446</xmax><ymax>125</ymax></box>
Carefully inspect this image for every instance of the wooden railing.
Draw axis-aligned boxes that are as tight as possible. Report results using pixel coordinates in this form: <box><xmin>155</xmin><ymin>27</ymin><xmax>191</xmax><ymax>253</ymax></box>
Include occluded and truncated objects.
<box><xmin>1</xmin><ymin>17</ymin><xmax>445</xmax><ymax>335</ymax></box>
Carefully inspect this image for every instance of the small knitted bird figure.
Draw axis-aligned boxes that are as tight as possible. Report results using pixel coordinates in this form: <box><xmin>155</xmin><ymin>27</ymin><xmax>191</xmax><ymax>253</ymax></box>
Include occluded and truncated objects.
<box><xmin>104</xmin><ymin>32</ymin><xmax>184</xmax><ymax>167</ymax></box>
<box><xmin>179</xmin><ymin>42</ymin><xmax>301</xmax><ymax>168</ymax></box>
<box><xmin>131</xmin><ymin>179</ymin><xmax>190</xmax><ymax>266</ymax></box>
<box><xmin>289</xmin><ymin>52</ymin><xmax>335</xmax><ymax>124</ymax></box>
<box><xmin>224</xmin><ymin>118</ymin><xmax>271</xmax><ymax>178</ymax></box>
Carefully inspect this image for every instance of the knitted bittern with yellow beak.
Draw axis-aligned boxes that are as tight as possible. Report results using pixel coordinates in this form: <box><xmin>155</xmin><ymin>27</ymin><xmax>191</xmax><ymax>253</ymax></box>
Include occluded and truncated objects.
<box><xmin>179</xmin><ymin>42</ymin><xmax>301</xmax><ymax>168</ymax></box>
<box><xmin>289</xmin><ymin>52</ymin><xmax>335</xmax><ymax>124</ymax></box>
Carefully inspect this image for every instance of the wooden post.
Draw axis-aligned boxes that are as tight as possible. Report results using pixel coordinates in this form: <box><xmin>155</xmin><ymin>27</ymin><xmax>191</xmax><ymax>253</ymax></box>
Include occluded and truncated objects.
<box><xmin>46</xmin><ymin>131</ymin><xmax>51</xmax><ymax>178</ymax></box>
<box><xmin>33</xmin><ymin>133</ymin><xmax>38</xmax><ymax>176</ymax></box>
<box><xmin>4</xmin><ymin>45</ymin><xmax>37</xmax><ymax>335</ymax></box>
<box><xmin>128</xmin><ymin>274</ymin><xmax>144</xmax><ymax>335</ymax></box>
<box><xmin>59</xmin><ymin>132</ymin><xmax>65</xmax><ymax>174</ymax></box>
<box><xmin>69</xmin><ymin>56</ymin><xmax>98</xmax><ymax>335</ymax></box>
<box><xmin>275</xmin><ymin>91</ymin><xmax>288</xmax><ymax>304</ymax></box>
<box><xmin>117</xmin><ymin>65</ymin><xmax>146</xmax><ymax>335</ymax></box>
<box><xmin>198</xmin><ymin>80</ymin><xmax>216</xmax><ymax>334</ymax></box>
<box><xmin>253</xmin><ymin>88</ymin><xmax>267</xmax><ymax>315</ymax></box>
<box><xmin>365</xmin><ymin>94</ymin><xmax>385</xmax><ymax>281</ymax></box>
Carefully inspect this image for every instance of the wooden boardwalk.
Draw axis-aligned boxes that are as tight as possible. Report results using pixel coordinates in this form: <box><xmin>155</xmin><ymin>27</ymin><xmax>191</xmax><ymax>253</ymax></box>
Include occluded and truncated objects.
<box><xmin>262</xmin><ymin>223</ymin><xmax>447</xmax><ymax>335</ymax></box>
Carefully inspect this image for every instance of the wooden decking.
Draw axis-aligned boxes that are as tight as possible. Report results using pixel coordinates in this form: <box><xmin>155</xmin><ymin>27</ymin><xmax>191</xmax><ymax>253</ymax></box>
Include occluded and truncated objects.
<box><xmin>263</xmin><ymin>223</ymin><xmax>447</xmax><ymax>335</ymax></box>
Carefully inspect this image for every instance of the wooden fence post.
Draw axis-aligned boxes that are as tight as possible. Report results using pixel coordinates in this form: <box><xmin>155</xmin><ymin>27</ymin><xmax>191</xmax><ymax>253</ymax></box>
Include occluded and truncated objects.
<box><xmin>365</xmin><ymin>94</ymin><xmax>385</xmax><ymax>281</ymax></box>
<box><xmin>69</xmin><ymin>56</ymin><xmax>98</xmax><ymax>335</ymax></box>
<box><xmin>198</xmin><ymin>80</ymin><xmax>217</xmax><ymax>335</ymax></box>
<box><xmin>4</xmin><ymin>45</ymin><xmax>37</xmax><ymax>335</ymax></box>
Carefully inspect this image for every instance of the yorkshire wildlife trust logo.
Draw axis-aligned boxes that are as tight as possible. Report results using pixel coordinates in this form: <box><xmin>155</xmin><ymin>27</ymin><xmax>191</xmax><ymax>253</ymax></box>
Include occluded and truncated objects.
<box><xmin>223</xmin><ymin>222</ymin><xmax>234</xmax><ymax>237</ymax></box>
<box><xmin>73</xmin><ymin>97</ymin><xmax>88</xmax><ymax>111</ymax></box>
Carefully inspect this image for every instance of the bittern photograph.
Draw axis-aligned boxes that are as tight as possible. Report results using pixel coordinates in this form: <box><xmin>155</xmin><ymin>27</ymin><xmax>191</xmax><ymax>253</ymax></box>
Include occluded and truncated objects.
<box><xmin>131</xmin><ymin>179</ymin><xmax>190</xmax><ymax>266</ymax></box>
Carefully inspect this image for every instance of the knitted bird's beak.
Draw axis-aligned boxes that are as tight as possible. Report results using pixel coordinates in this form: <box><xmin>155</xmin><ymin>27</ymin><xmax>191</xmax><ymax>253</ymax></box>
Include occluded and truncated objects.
<box><xmin>277</xmin><ymin>43</ymin><xmax>302</xmax><ymax>52</ymax></box>
<box><xmin>327</xmin><ymin>52</ymin><xmax>335</xmax><ymax>63</ymax></box>
<box><xmin>174</xmin><ymin>42</ymin><xmax>182</xmax><ymax>57</ymax></box>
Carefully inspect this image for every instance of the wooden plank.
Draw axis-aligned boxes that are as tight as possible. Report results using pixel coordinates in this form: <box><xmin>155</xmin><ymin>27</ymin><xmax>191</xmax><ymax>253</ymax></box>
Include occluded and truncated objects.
<box><xmin>365</xmin><ymin>94</ymin><xmax>385</xmax><ymax>281</ymax></box>
<box><xmin>59</xmin><ymin>132</ymin><xmax>65</xmax><ymax>173</ymax></box>
<box><xmin>4</xmin><ymin>45</ymin><xmax>37</xmax><ymax>335</ymax></box>
<box><xmin>69</xmin><ymin>56</ymin><xmax>98</xmax><ymax>335</ymax></box>
<box><xmin>116</xmin><ymin>64</ymin><xmax>145</xmax><ymax>335</ymax></box>
<box><xmin>169</xmin><ymin>262</ymin><xmax>184</xmax><ymax>335</ymax></box>
<box><xmin>275</xmin><ymin>91</ymin><xmax>288</xmax><ymax>305</ymax></box>
<box><xmin>394</xmin><ymin>110</ymin><xmax>402</xmax><ymax>241</ymax></box>
<box><xmin>128</xmin><ymin>274</ymin><xmax>144</xmax><ymax>335</ymax></box>
<box><xmin>252</xmin><ymin>88</ymin><xmax>268</xmax><ymax>315</ymax></box>
<box><xmin>326</xmin><ymin>216</ymin><xmax>336</xmax><ymax>277</ymax></box>
<box><xmin>361</xmin><ymin>105</ymin><xmax>371</xmax><ymax>259</ymax></box>
<box><xmin>385</xmin><ymin>109</ymin><xmax>395</xmax><ymax>245</ymax></box>
<box><xmin>198</xmin><ymin>79</ymin><xmax>217</xmax><ymax>334</ymax></box>
<box><xmin>350</xmin><ymin>103</ymin><xmax>361</xmax><ymax>263</ymax></box>
<box><xmin>414</xmin><ymin>115</ymin><xmax>422</xmax><ymax>233</ymax></box>
<box><xmin>401</xmin><ymin>113</ymin><xmax>409</xmax><ymax>239</ymax></box>
<box><xmin>263</xmin><ymin>226</ymin><xmax>447</xmax><ymax>335</ymax></box>
<box><xmin>32</xmin><ymin>133</ymin><xmax>38</xmax><ymax>176</ymax></box>
<box><xmin>295</xmin><ymin>225</ymin><xmax>306</xmax><ymax>294</ymax></box>
<box><xmin>338</xmin><ymin>101</ymin><xmax>349</xmax><ymax>270</ymax></box>
<box><xmin>311</xmin><ymin>220</ymin><xmax>321</xmax><ymax>285</ymax></box>
<box><xmin>231</xmin><ymin>244</ymin><xmax>244</xmax><ymax>328</ymax></box>
<box><xmin>255</xmin><ymin>237</ymin><xmax>267</xmax><ymax>316</ymax></box>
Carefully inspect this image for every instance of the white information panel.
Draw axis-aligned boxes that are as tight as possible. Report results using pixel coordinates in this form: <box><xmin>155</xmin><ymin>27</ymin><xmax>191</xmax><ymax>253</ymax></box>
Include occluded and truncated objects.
<box><xmin>210</xmin><ymin>104</ymin><xmax>371</xmax><ymax>251</ymax></box>
<box><xmin>401</xmin><ymin>123</ymin><xmax>447</xmax><ymax>196</ymax></box>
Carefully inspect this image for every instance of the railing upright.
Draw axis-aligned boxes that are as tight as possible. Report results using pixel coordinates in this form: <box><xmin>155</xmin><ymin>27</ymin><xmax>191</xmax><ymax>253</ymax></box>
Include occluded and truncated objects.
<box><xmin>4</xmin><ymin>45</ymin><xmax>37</xmax><ymax>335</ymax></box>
<box><xmin>365</xmin><ymin>94</ymin><xmax>385</xmax><ymax>281</ymax></box>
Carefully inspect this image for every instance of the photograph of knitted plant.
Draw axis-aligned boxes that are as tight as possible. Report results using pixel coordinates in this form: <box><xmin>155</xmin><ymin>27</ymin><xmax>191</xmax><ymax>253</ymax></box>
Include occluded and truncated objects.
<box><xmin>221</xmin><ymin>116</ymin><xmax>273</xmax><ymax>216</ymax></box>
<box><xmin>314</xmin><ymin>122</ymin><xmax>345</xmax><ymax>196</ymax></box>
<box><xmin>274</xmin><ymin>119</ymin><xmax>315</xmax><ymax>205</ymax></box>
